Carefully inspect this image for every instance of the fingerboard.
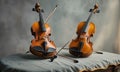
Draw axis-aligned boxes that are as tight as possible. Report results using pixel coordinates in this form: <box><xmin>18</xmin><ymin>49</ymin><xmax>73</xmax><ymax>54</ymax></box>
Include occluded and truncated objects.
<box><xmin>39</xmin><ymin>12</ymin><xmax>46</xmax><ymax>32</ymax></box>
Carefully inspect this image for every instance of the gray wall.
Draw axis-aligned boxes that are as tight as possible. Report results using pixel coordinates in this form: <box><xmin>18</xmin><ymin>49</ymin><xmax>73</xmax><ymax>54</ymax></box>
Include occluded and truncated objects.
<box><xmin>0</xmin><ymin>0</ymin><xmax>120</xmax><ymax>58</ymax></box>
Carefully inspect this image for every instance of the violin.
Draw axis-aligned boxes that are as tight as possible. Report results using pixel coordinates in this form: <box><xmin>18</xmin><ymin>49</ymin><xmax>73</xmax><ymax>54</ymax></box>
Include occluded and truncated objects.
<box><xmin>69</xmin><ymin>3</ymin><xmax>100</xmax><ymax>57</ymax></box>
<box><xmin>30</xmin><ymin>2</ymin><xmax>56</xmax><ymax>58</ymax></box>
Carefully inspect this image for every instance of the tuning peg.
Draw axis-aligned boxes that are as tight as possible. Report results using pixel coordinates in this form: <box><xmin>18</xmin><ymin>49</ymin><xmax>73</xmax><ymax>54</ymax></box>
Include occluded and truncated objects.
<box><xmin>89</xmin><ymin>9</ymin><xmax>93</xmax><ymax>12</ymax></box>
<box><xmin>94</xmin><ymin>3</ymin><xmax>99</xmax><ymax>9</ymax></box>
<box><xmin>96</xmin><ymin>10</ymin><xmax>100</xmax><ymax>13</ymax></box>
<box><xmin>32</xmin><ymin>8</ymin><xmax>36</xmax><ymax>11</ymax></box>
<box><xmin>41</xmin><ymin>9</ymin><xmax>44</xmax><ymax>13</ymax></box>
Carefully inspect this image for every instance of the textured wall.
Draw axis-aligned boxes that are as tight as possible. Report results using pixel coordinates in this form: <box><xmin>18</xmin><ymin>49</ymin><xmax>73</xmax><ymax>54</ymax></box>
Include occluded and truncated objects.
<box><xmin>0</xmin><ymin>0</ymin><xmax>119</xmax><ymax>58</ymax></box>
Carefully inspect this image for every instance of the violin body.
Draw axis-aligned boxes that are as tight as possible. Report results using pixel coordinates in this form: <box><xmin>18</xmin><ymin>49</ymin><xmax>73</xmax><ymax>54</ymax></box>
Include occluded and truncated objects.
<box><xmin>69</xmin><ymin>3</ymin><xmax>99</xmax><ymax>57</ymax></box>
<box><xmin>29</xmin><ymin>3</ymin><xmax>56</xmax><ymax>58</ymax></box>
<box><xmin>31</xmin><ymin>22</ymin><xmax>51</xmax><ymax>40</ymax></box>
<box><xmin>30</xmin><ymin>22</ymin><xmax>56</xmax><ymax>58</ymax></box>
<box><xmin>30</xmin><ymin>39</ymin><xmax>56</xmax><ymax>58</ymax></box>
<box><xmin>69</xmin><ymin>22</ymin><xmax>95</xmax><ymax>57</ymax></box>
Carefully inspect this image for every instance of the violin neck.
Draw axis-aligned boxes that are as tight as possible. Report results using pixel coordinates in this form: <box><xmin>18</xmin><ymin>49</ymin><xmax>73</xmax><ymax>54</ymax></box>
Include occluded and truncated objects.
<box><xmin>86</xmin><ymin>12</ymin><xmax>93</xmax><ymax>27</ymax></box>
<box><xmin>39</xmin><ymin>12</ymin><xmax>46</xmax><ymax>32</ymax></box>
<box><xmin>81</xmin><ymin>11</ymin><xmax>93</xmax><ymax>33</ymax></box>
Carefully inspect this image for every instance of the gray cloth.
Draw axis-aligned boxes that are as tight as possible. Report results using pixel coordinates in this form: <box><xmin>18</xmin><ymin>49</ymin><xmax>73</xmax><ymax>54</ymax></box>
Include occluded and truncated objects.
<box><xmin>0</xmin><ymin>49</ymin><xmax>120</xmax><ymax>72</ymax></box>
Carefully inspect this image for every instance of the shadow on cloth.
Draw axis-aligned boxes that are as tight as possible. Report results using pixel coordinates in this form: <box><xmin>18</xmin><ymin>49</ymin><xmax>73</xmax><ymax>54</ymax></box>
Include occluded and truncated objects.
<box><xmin>58</xmin><ymin>49</ymin><xmax>79</xmax><ymax>58</ymax></box>
<box><xmin>16</xmin><ymin>53</ymin><xmax>46</xmax><ymax>60</ymax></box>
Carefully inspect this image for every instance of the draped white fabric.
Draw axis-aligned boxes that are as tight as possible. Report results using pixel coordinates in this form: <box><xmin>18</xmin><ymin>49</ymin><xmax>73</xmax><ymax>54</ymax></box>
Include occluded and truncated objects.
<box><xmin>0</xmin><ymin>49</ymin><xmax>120</xmax><ymax>72</ymax></box>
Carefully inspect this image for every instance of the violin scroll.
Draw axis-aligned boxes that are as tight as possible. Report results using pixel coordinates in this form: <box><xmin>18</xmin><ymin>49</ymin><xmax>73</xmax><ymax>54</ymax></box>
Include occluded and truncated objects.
<box><xmin>89</xmin><ymin>3</ymin><xmax>100</xmax><ymax>14</ymax></box>
<box><xmin>32</xmin><ymin>2</ymin><xmax>44</xmax><ymax>13</ymax></box>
